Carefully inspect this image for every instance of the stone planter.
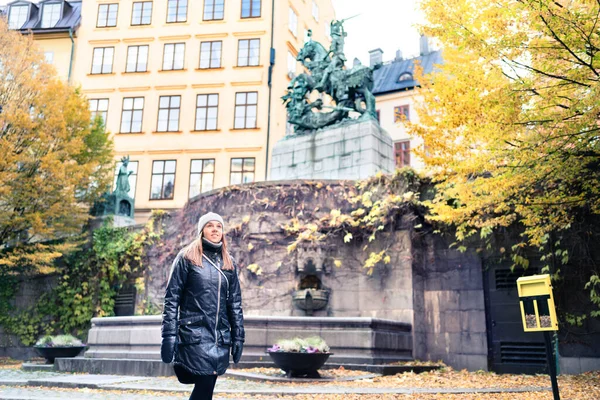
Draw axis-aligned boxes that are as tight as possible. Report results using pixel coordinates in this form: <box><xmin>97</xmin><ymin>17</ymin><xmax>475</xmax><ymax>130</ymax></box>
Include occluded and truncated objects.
<box><xmin>268</xmin><ymin>351</ymin><xmax>332</xmax><ymax>378</ymax></box>
<box><xmin>34</xmin><ymin>346</ymin><xmax>85</xmax><ymax>364</ymax></box>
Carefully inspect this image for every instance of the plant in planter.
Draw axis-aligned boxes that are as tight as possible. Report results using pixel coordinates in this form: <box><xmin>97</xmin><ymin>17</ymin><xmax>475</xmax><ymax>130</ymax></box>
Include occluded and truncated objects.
<box><xmin>34</xmin><ymin>335</ymin><xmax>86</xmax><ymax>364</ymax></box>
<box><xmin>267</xmin><ymin>336</ymin><xmax>332</xmax><ymax>378</ymax></box>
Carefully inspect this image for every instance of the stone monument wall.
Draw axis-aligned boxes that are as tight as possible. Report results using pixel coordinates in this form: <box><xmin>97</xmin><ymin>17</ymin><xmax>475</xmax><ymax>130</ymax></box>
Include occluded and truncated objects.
<box><xmin>143</xmin><ymin>180</ymin><xmax>490</xmax><ymax>370</ymax></box>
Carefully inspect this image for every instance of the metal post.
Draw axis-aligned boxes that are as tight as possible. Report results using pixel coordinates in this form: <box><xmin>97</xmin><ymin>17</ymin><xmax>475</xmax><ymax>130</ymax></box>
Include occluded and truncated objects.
<box><xmin>544</xmin><ymin>331</ymin><xmax>561</xmax><ymax>400</ymax></box>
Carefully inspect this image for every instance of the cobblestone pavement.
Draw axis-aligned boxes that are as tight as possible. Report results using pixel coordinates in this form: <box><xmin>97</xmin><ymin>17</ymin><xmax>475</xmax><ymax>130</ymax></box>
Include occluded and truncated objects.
<box><xmin>0</xmin><ymin>368</ymin><xmax>552</xmax><ymax>399</ymax></box>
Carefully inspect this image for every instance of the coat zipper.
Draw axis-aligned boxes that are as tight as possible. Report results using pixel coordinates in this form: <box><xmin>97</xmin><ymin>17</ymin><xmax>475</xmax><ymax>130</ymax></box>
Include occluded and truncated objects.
<box><xmin>202</xmin><ymin>254</ymin><xmax>228</xmax><ymax>346</ymax></box>
<box><xmin>215</xmin><ymin>270</ymin><xmax>221</xmax><ymax>346</ymax></box>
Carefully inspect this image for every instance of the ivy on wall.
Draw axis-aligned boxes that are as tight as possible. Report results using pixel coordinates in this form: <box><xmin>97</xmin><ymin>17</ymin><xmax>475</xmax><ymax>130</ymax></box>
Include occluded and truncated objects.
<box><xmin>0</xmin><ymin>211</ymin><xmax>165</xmax><ymax>345</ymax></box>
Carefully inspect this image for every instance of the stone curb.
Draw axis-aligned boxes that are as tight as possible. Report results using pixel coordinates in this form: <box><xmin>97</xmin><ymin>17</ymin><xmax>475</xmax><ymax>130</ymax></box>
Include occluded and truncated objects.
<box><xmin>224</xmin><ymin>370</ymin><xmax>381</xmax><ymax>382</ymax></box>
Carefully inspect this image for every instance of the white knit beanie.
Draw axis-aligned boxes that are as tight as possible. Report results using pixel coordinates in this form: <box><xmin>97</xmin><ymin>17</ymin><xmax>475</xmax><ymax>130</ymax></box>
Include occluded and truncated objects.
<box><xmin>197</xmin><ymin>212</ymin><xmax>225</xmax><ymax>237</ymax></box>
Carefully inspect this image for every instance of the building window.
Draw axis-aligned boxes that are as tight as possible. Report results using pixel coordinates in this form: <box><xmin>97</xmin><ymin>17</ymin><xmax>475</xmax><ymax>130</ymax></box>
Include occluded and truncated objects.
<box><xmin>91</xmin><ymin>47</ymin><xmax>114</xmax><ymax>74</ymax></box>
<box><xmin>288</xmin><ymin>8</ymin><xmax>297</xmax><ymax>37</ymax></box>
<box><xmin>89</xmin><ymin>99</ymin><xmax>109</xmax><ymax>124</ymax></box>
<box><xmin>287</xmin><ymin>51</ymin><xmax>296</xmax><ymax>77</ymax></box>
<box><xmin>304</xmin><ymin>29</ymin><xmax>310</xmax><ymax>43</ymax></box>
<box><xmin>8</xmin><ymin>5</ymin><xmax>28</xmax><ymax>30</ymax></box>
<box><xmin>150</xmin><ymin>160</ymin><xmax>176</xmax><ymax>200</ymax></box>
<box><xmin>120</xmin><ymin>97</ymin><xmax>144</xmax><ymax>133</ymax></box>
<box><xmin>234</xmin><ymin>92</ymin><xmax>257</xmax><ymax>129</ymax></box>
<box><xmin>394</xmin><ymin>105</ymin><xmax>410</xmax><ymax>122</ymax></box>
<box><xmin>237</xmin><ymin>39</ymin><xmax>260</xmax><ymax>67</ymax></box>
<box><xmin>157</xmin><ymin>95</ymin><xmax>181</xmax><ymax>132</ymax></box>
<box><xmin>394</xmin><ymin>141</ymin><xmax>410</xmax><ymax>167</ymax></box>
<box><xmin>199</xmin><ymin>41</ymin><xmax>222</xmax><ymax>69</ymax></box>
<box><xmin>166</xmin><ymin>0</ymin><xmax>187</xmax><ymax>23</ymax></box>
<box><xmin>241</xmin><ymin>0</ymin><xmax>260</xmax><ymax>18</ymax></box>
<box><xmin>398</xmin><ymin>72</ymin><xmax>413</xmax><ymax>82</ymax></box>
<box><xmin>230</xmin><ymin>158</ymin><xmax>255</xmax><ymax>185</ymax></box>
<box><xmin>131</xmin><ymin>1</ymin><xmax>152</xmax><ymax>25</ymax></box>
<box><xmin>195</xmin><ymin>94</ymin><xmax>219</xmax><ymax>131</ymax></box>
<box><xmin>41</xmin><ymin>3</ymin><xmax>61</xmax><ymax>28</ymax></box>
<box><xmin>44</xmin><ymin>51</ymin><xmax>54</xmax><ymax>64</ymax></box>
<box><xmin>189</xmin><ymin>159</ymin><xmax>215</xmax><ymax>198</ymax></box>
<box><xmin>312</xmin><ymin>1</ymin><xmax>319</xmax><ymax>21</ymax></box>
<box><xmin>113</xmin><ymin>160</ymin><xmax>139</xmax><ymax>198</ymax></box>
<box><xmin>204</xmin><ymin>0</ymin><xmax>224</xmax><ymax>21</ymax></box>
<box><xmin>97</xmin><ymin>4</ymin><xmax>118</xmax><ymax>28</ymax></box>
<box><xmin>162</xmin><ymin>43</ymin><xmax>185</xmax><ymax>70</ymax></box>
<box><xmin>325</xmin><ymin>20</ymin><xmax>331</xmax><ymax>38</ymax></box>
<box><xmin>126</xmin><ymin>45</ymin><xmax>149</xmax><ymax>72</ymax></box>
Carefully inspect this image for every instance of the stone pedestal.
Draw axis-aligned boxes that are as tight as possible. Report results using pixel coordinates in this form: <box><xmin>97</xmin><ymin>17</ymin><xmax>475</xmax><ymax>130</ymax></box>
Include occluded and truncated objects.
<box><xmin>55</xmin><ymin>315</ymin><xmax>412</xmax><ymax>376</ymax></box>
<box><xmin>270</xmin><ymin>119</ymin><xmax>394</xmax><ymax>180</ymax></box>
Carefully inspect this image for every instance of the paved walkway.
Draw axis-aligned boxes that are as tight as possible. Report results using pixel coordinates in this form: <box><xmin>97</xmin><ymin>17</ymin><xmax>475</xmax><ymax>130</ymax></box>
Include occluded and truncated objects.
<box><xmin>0</xmin><ymin>369</ymin><xmax>551</xmax><ymax>399</ymax></box>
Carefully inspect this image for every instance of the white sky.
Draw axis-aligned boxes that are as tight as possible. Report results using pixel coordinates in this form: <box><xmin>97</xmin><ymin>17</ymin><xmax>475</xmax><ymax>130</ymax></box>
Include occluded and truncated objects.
<box><xmin>332</xmin><ymin>0</ymin><xmax>423</xmax><ymax>64</ymax></box>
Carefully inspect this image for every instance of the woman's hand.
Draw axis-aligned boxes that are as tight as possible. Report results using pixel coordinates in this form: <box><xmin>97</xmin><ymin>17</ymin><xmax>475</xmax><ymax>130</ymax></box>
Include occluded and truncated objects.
<box><xmin>161</xmin><ymin>335</ymin><xmax>177</xmax><ymax>363</ymax></box>
<box><xmin>231</xmin><ymin>340</ymin><xmax>243</xmax><ymax>363</ymax></box>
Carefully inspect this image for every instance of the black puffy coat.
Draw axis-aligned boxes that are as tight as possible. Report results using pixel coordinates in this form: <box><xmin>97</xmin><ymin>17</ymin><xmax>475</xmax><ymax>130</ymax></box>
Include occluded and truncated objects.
<box><xmin>162</xmin><ymin>245</ymin><xmax>244</xmax><ymax>376</ymax></box>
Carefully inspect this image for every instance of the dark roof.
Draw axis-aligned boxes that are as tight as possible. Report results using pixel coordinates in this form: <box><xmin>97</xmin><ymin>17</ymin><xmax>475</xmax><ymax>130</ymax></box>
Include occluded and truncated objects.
<box><xmin>372</xmin><ymin>50</ymin><xmax>443</xmax><ymax>96</ymax></box>
<box><xmin>7</xmin><ymin>0</ymin><xmax>81</xmax><ymax>34</ymax></box>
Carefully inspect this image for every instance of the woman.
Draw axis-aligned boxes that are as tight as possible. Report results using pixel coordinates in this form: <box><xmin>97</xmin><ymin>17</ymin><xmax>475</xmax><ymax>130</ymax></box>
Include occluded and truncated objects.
<box><xmin>161</xmin><ymin>212</ymin><xmax>244</xmax><ymax>400</ymax></box>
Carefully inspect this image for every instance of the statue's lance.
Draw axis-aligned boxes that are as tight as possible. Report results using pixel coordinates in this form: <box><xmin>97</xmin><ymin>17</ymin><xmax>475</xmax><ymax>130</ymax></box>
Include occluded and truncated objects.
<box><xmin>320</xmin><ymin>104</ymin><xmax>355</xmax><ymax>113</ymax></box>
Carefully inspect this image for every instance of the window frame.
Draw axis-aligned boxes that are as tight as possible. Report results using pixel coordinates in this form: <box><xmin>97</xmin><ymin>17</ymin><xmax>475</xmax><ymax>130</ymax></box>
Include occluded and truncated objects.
<box><xmin>188</xmin><ymin>158</ymin><xmax>215</xmax><ymax>198</ymax></box>
<box><xmin>233</xmin><ymin>91</ymin><xmax>258</xmax><ymax>130</ymax></box>
<box><xmin>287</xmin><ymin>51</ymin><xmax>297</xmax><ymax>76</ymax></box>
<box><xmin>241</xmin><ymin>0</ymin><xmax>261</xmax><ymax>18</ymax></box>
<box><xmin>120</xmin><ymin>97</ymin><xmax>145</xmax><ymax>133</ymax></box>
<box><xmin>156</xmin><ymin>95</ymin><xmax>182</xmax><ymax>132</ymax></box>
<box><xmin>237</xmin><ymin>39</ymin><xmax>260</xmax><ymax>67</ymax></box>
<box><xmin>8</xmin><ymin>4</ymin><xmax>29</xmax><ymax>30</ymax></box>
<box><xmin>162</xmin><ymin>43</ymin><xmax>185</xmax><ymax>71</ymax></box>
<box><xmin>126</xmin><ymin>45</ymin><xmax>149</xmax><ymax>73</ymax></box>
<box><xmin>199</xmin><ymin>41</ymin><xmax>222</xmax><ymax>69</ymax></box>
<box><xmin>229</xmin><ymin>157</ymin><xmax>255</xmax><ymax>185</ymax></box>
<box><xmin>166</xmin><ymin>0</ymin><xmax>187</xmax><ymax>23</ymax></box>
<box><xmin>150</xmin><ymin>160</ymin><xmax>177</xmax><ymax>200</ymax></box>
<box><xmin>394</xmin><ymin>105</ymin><xmax>410</xmax><ymax>123</ymax></box>
<box><xmin>312</xmin><ymin>0</ymin><xmax>319</xmax><ymax>21</ymax></box>
<box><xmin>195</xmin><ymin>93</ymin><xmax>219</xmax><ymax>131</ymax></box>
<box><xmin>91</xmin><ymin>47</ymin><xmax>115</xmax><ymax>74</ymax></box>
<box><xmin>394</xmin><ymin>140</ymin><xmax>411</xmax><ymax>167</ymax></box>
<box><xmin>96</xmin><ymin>3</ymin><xmax>119</xmax><ymax>28</ymax></box>
<box><xmin>288</xmin><ymin>7</ymin><xmax>298</xmax><ymax>37</ymax></box>
<box><xmin>89</xmin><ymin>98</ymin><xmax>109</xmax><ymax>125</ymax></box>
<box><xmin>131</xmin><ymin>1</ymin><xmax>153</xmax><ymax>26</ymax></box>
<box><xmin>203</xmin><ymin>0</ymin><xmax>225</xmax><ymax>21</ymax></box>
<box><xmin>41</xmin><ymin>2</ymin><xmax>62</xmax><ymax>29</ymax></box>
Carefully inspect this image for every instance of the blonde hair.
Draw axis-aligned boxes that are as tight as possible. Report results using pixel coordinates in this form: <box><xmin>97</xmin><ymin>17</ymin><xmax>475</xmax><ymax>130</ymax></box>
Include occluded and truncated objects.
<box><xmin>183</xmin><ymin>235</ymin><xmax>234</xmax><ymax>271</ymax></box>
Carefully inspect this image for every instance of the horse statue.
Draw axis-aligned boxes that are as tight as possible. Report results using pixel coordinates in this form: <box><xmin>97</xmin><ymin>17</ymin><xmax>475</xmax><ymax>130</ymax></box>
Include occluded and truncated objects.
<box><xmin>284</xmin><ymin>22</ymin><xmax>379</xmax><ymax>135</ymax></box>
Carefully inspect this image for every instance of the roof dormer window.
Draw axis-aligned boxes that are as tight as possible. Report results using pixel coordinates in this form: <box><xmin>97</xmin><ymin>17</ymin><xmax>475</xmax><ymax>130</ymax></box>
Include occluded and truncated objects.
<box><xmin>8</xmin><ymin>4</ymin><xmax>29</xmax><ymax>29</ymax></box>
<box><xmin>398</xmin><ymin>72</ymin><xmax>413</xmax><ymax>82</ymax></box>
<box><xmin>41</xmin><ymin>2</ymin><xmax>61</xmax><ymax>28</ymax></box>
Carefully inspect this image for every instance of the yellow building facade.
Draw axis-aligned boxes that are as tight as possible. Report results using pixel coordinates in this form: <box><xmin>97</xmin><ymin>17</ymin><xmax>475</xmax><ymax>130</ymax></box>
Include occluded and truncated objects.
<box><xmin>4</xmin><ymin>0</ymin><xmax>334</xmax><ymax>222</ymax></box>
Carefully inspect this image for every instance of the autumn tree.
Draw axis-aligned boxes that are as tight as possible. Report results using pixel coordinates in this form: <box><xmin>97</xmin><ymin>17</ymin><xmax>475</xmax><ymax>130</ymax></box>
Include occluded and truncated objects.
<box><xmin>412</xmin><ymin>1</ymin><xmax>600</xmax><ymax>311</ymax></box>
<box><xmin>0</xmin><ymin>19</ymin><xmax>113</xmax><ymax>272</ymax></box>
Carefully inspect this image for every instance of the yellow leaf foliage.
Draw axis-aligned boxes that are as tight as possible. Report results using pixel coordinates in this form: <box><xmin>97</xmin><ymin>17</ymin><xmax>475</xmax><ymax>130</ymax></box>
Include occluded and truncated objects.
<box><xmin>413</xmin><ymin>0</ymin><xmax>600</xmax><ymax>249</ymax></box>
<box><xmin>0</xmin><ymin>19</ymin><xmax>113</xmax><ymax>270</ymax></box>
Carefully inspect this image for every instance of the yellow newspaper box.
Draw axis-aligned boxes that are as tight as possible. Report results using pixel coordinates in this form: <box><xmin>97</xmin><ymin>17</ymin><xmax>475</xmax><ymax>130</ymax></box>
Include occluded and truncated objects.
<box><xmin>516</xmin><ymin>274</ymin><xmax>558</xmax><ymax>332</ymax></box>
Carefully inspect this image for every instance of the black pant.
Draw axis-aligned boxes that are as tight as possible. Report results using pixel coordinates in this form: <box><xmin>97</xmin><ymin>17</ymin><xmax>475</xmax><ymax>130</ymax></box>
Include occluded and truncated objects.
<box><xmin>189</xmin><ymin>375</ymin><xmax>218</xmax><ymax>400</ymax></box>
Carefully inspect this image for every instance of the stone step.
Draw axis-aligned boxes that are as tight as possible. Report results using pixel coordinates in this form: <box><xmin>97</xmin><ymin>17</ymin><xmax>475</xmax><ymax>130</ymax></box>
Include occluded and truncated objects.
<box><xmin>21</xmin><ymin>363</ymin><xmax>55</xmax><ymax>372</ymax></box>
<box><xmin>56</xmin><ymin>357</ymin><xmax>437</xmax><ymax>377</ymax></box>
